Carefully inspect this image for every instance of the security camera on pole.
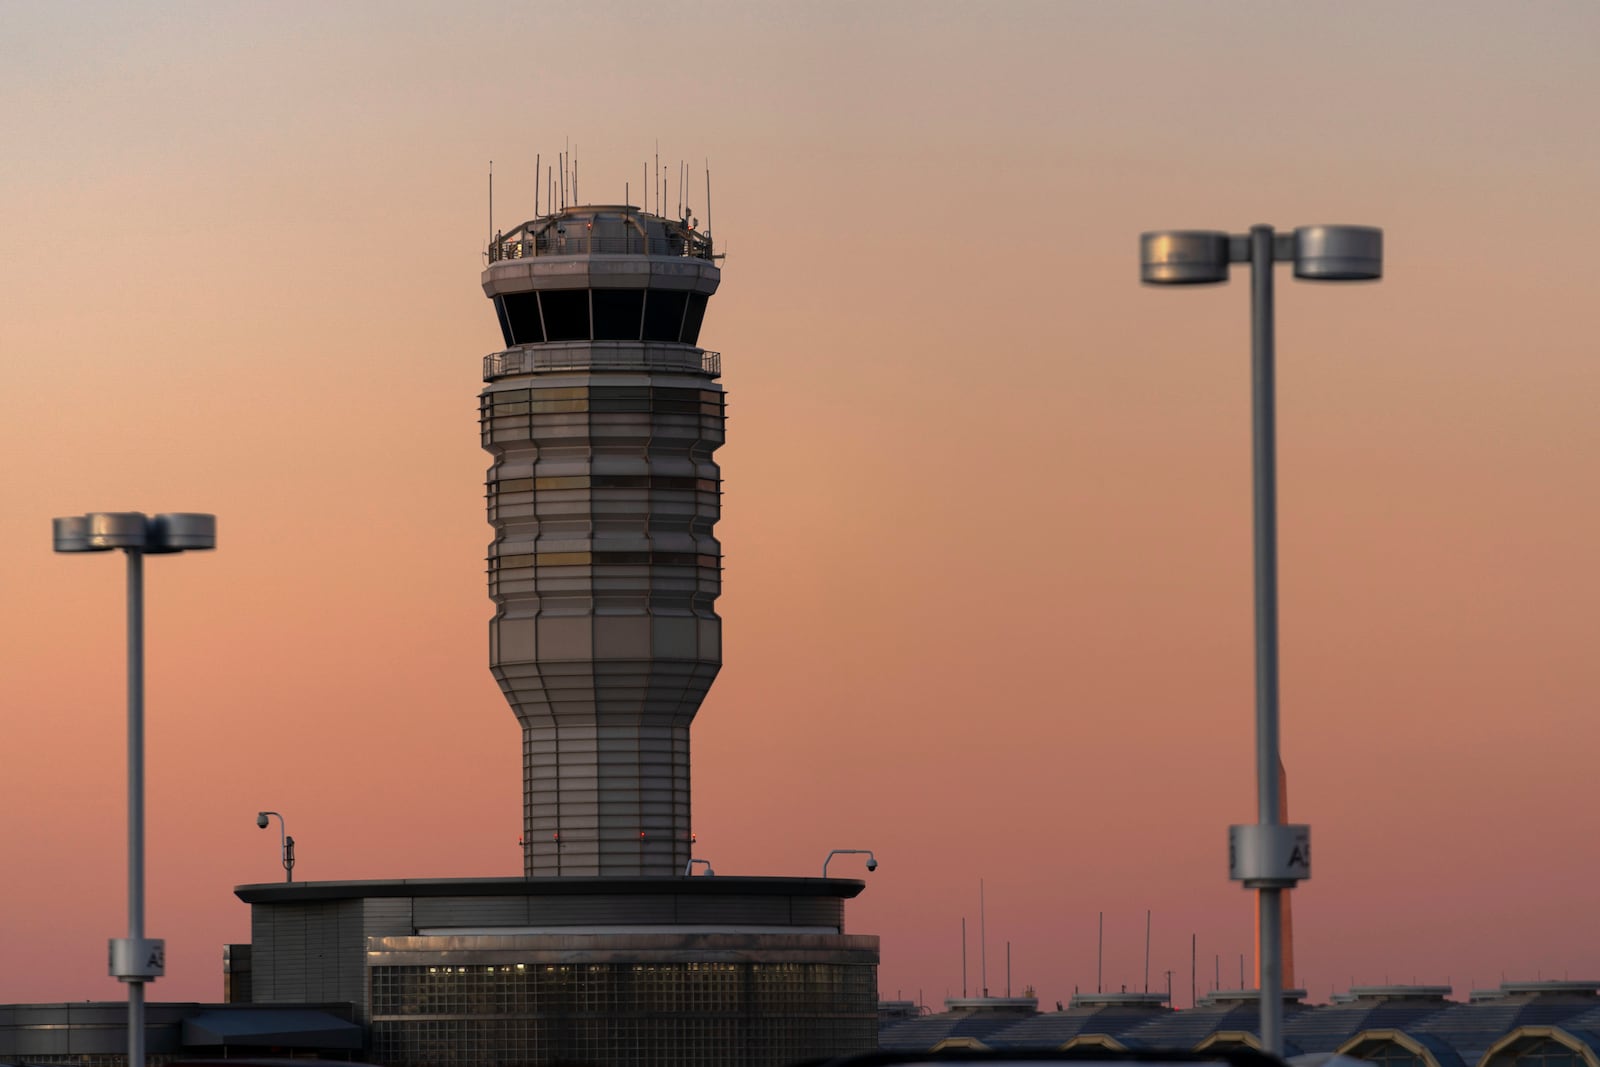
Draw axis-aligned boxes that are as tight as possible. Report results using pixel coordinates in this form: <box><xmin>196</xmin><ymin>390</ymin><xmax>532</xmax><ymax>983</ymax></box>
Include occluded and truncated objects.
<box><xmin>1140</xmin><ymin>224</ymin><xmax>1382</xmax><ymax>1056</ymax></box>
<box><xmin>822</xmin><ymin>849</ymin><xmax>879</xmax><ymax>877</ymax></box>
<box><xmin>257</xmin><ymin>811</ymin><xmax>295</xmax><ymax>882</ymax></box>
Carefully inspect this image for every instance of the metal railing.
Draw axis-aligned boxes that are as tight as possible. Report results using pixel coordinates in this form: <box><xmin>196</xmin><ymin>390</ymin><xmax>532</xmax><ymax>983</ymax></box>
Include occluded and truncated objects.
<box><xmin>490</xmin><ymin>234</ymin><xmax>715</xmax><ymax>262</ymax></box>
<box><xmin>484</xmin><ymin>346</ymin><xmax>720</xmax><ymax>381</ymax></box>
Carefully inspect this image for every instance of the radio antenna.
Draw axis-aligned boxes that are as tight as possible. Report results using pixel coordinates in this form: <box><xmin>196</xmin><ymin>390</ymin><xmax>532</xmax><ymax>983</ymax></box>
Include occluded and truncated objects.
<box><xmin>655</xmin><ymin>141</ymin><xmax>660</xmax><ymax>217</ymax></box>
<box><xmin>534</xmin><ymin>153</ymin><xmax>540</xmax><ymax>217</ymax></box>
<box><xmin>705</xmin><ymin>160</ymin><xmax>712</xmax><ymax>236</ymax></box>
<box><xmin>1144</xmin><ymin>909</ymin><xmax>1151</xmax><ymax>994</ymax></box>
<box><xmin>572</xmin><ymin>145</ymin><xmax>578</xmax><ymax>204</ymax></box>
<box><xmin>961</xmin><ymin>917</ymin><xmax>968</xmax><ymax>999</ymax></box>
<box><xmin>487</xmin><ymin>160</ymin><xmax>494</xmax><ymax>248</ymax></box>
<box><xmin>979</xmin><ymin>878</ymin><xmax>988</xmax><ymax>998</ymax></box>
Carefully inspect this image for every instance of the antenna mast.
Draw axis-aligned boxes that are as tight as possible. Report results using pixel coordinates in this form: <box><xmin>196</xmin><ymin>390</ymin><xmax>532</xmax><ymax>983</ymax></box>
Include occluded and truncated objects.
<box><xmin>534</xmin><ymin>153</ymin><xmax>540</xmax><ymax>217</ymax></box>
<box><xmin>1097</xmin><ymin>912</ymin><xmax>1104</xmax><ymax>993</ymax></box>
<box><xmin>979</xmin><ymin>879</ymin><xmax>988</xmax><ymax>998</ymax></box>
<box><xmin>1144</xmin><ymin>910</ymin><xmax>1151</xmax><ymax>994</ymax></box>
<box><xmin>487</xmin><ymin>160</ymin><xmax>493</xmax><ymax>249</ymax></box>
<box><xmin>960</xmin><ymin>917</ymin><xmax>968</xmax><ymax>998</ymax></box>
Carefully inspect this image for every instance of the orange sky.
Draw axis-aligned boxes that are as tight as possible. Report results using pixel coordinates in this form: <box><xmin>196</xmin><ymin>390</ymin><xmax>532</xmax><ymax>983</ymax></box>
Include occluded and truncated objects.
<box><xmin>2</xmin><ymin>1</ymin><xmax>1597</xmax><ymax>1010</ymax></box>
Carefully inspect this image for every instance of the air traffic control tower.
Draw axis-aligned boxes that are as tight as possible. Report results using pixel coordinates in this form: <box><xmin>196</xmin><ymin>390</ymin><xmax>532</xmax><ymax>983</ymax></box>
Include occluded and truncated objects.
<box><xmin>230</xmin><ymin>194</ymin><xmax>877</xmax><ymax>1067</ymax></box>
<box><xmin>481</xmin><ymin>207</ymin><xmax>724</xmax><ymax>877</ymax></box>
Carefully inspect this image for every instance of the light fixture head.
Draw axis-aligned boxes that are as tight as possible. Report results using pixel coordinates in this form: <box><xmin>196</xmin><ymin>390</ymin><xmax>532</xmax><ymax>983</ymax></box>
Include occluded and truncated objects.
<box><xmin>86</xmin><ymin>513</ymin><xmax>150</xmax><ymax>550</ymax></box>
<box><xmin>52</xmin><ymin>512</ymin><xmax>217</xmax><ymax>553</ymax></box>
<box><xmin>149</xmin><ymin>513</ymin><xmax>217</xmax><ymax>552</ymax></box>
<box><xmin>1140</xmin><ymin>230</ymin><xmax>1231</xmax><ymax>285</ymax></box>
<box><xmin>257</xmin><ymin>812</ymin><xmax>270</xmax><ymax>829</ymax></box>
<box><xmin>1293</xmin><ymin>225</ymin><xmax>1382</xmax><ymax>281</ymax></box>
<box><xmin>52</xmin><ymin>516</ymin><xmax>101</xmax><ymax>553</ymax></box>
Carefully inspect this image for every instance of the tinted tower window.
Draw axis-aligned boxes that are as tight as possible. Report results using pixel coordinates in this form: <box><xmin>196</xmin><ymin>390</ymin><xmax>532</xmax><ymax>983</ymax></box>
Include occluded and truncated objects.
<box><xmin>540</xmin><ymin>290</ymin><xmax>590</xmax><ymax>342</ymax></box>
<box><xmin>680</xmin><ymin>292</ymin><xmax>709</xmax><ymax>345</ymax></box>
<box><xmin>592</xmin><ymin>289</ymin><xmax>645</xmax><ymax>341</ymax></box>
<box><xmin>500</xmin><ymin>292</ymin><xmax>543</xmax><ymax>345</ymax></box>
<box><xmin>642</xmin><ymin>290</ymin><xmax>689</xmax><ymax>342</ymax></box>
<box><xmin>493</xmin><ymin>295</ymin><xmax>514</xmax><ymax>347</ymax></box>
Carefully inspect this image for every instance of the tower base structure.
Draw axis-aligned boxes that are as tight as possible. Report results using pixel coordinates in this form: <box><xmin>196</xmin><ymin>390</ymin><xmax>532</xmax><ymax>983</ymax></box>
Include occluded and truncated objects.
<box><xmin>235</xmin><ymin>876</ymin><xmax>879</xmax><ymax>1067</ymax></box>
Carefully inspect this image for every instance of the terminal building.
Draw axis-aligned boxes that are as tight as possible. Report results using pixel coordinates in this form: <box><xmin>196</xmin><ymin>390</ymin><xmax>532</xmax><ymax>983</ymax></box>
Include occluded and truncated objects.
<box><xmin>877</xmin><ymin>981</ymin><xmax>1600</xmax><ymax>1067</ymax></box>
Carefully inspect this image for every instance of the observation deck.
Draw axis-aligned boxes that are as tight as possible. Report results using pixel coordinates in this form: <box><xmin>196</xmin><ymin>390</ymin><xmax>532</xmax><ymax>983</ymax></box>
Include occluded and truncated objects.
<box><xmin>483</xmin><ymin>343</ymin><xmax>719</xmax><ymax>381</ymax></box>
<box><xmin>488</xmin><ymin>205</ymin><xmax>715</xmax><ymax>263</ymax></box>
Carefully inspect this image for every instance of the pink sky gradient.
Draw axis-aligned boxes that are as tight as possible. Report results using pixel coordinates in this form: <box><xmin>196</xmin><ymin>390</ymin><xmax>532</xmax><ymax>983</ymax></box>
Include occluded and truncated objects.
<box><xmin>2</xmin><ymin>1</ymin><xmax>1597</xmax><ymax>1010</ymax></box>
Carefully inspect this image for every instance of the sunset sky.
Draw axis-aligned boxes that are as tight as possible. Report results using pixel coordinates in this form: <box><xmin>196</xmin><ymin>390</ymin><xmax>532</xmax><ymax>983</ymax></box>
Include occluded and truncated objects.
<box><xmin>2</xmin><ymin>1</ymin><xmax>1597</xmax><ymax>1010</ymax></box>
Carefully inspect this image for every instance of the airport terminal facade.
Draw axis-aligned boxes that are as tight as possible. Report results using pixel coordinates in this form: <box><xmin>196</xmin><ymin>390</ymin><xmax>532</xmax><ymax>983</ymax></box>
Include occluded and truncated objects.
<box><xmin>241</xmin><ymin>876</ymin><xmax>878</xmax><ymax>1067</ymax></box>
<box><xmin>877</xmin><ymin>982</ymin><xmax>1600</xmax><ymax>1067</ymax></box>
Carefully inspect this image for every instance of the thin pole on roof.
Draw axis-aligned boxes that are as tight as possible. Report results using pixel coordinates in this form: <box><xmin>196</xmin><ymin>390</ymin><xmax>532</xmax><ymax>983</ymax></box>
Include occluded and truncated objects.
<box><xmin>961</xmin><ymin>917</ymin><xmax>968</xmax><ymax>998</ymax></box>
<box><xmin>1144</xmin><ymin>910</ymin><xmax>1151</xmax><ymax>993</ymax></box>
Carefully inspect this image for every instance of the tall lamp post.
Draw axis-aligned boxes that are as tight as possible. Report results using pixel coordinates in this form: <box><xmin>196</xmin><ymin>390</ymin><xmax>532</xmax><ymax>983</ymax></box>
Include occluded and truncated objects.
<box><xmin>1140</xmin><ymin>225</ymin><xmax>1382</xmax><ymax>1056</ymax></box>
<box><xmin>257</xmin><ymin>811</ymin><xmax>295</xmax><ymax>882</ymax></box>
<box><xmin>52</xmin><ymin>511</ymin><xmax>215</xmax><ymax>1067</ymax></box>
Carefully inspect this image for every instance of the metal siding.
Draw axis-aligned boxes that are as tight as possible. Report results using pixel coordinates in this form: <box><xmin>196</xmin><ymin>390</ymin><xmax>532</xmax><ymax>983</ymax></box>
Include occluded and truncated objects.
<box><xmin>413</xmin><ymin>895</ymin><xmax>533</xmax><ymax>927</ymax></box>
<box><xmin>675</xmin><ymin>894</ymin><xmax>788</xmax><ymax>925</ymax></box>
<box><xmin>362</xmin><ymin>895</ymin><xmax>415</xmax><ymax>937</ymax></box>
<box><xmin>791</xmin><ymin>897</ymin><xmax>844</xmax><ymax>929</ymax></box>
<box><xmin>251</xmin><ymin>906</ymin><xmax>275</xmax><ymax>1001</ymax></box>
<box><xmin>304</xmin><ymin>903</ymin><xmax>334</xmax><ymax>999</ymax></box>
<box><xmin>526</xmin><ymin>893</ymin><xmax>676</xmax><ymax>925</ymax></box>
<box><xmin>337</xmin><ymin>899</ymin><xmax>365</xmax><ymax>1008</ymax></box>
<box><xmin>272</xmin><ymin>904</ymin><xmax>308</xmax><ymax>1002</ymax></box>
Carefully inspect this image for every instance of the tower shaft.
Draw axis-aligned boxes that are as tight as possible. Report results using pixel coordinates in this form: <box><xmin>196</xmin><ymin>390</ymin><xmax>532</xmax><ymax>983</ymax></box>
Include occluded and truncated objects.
<box><xmin>481</xmin><ymin>206</ymin><xmax>722</xmax><ymax>877</ymax></box>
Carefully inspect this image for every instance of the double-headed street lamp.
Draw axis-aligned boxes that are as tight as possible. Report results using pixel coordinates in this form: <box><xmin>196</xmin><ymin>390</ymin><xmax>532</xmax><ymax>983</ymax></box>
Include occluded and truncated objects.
<box><xmin>52</xmin><ymin>512</ymin><xmax>216</xmax><ymax>1067</ymax></box>
<box><xmin>1141</xmin><ymin>224</ymin><xmax>1382</xmax><ymax>1056</ymax></box>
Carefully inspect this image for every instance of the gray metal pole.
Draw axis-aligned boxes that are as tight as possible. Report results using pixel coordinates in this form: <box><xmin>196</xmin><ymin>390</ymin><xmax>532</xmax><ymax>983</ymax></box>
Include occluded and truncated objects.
<box><xmin>979</xmin><ymin>879</ymin><xmax>987</xmax><ymax>997</ymax></box>
<box><xmin>1249</xmin><ymin>224</ymin><xmax>1284</xmax><ymax>1056</ymax></box>
<box><xmin>126</xmin><ymin>548</ymin><xmax>146</xmax><ymax>1067</ymax></box>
